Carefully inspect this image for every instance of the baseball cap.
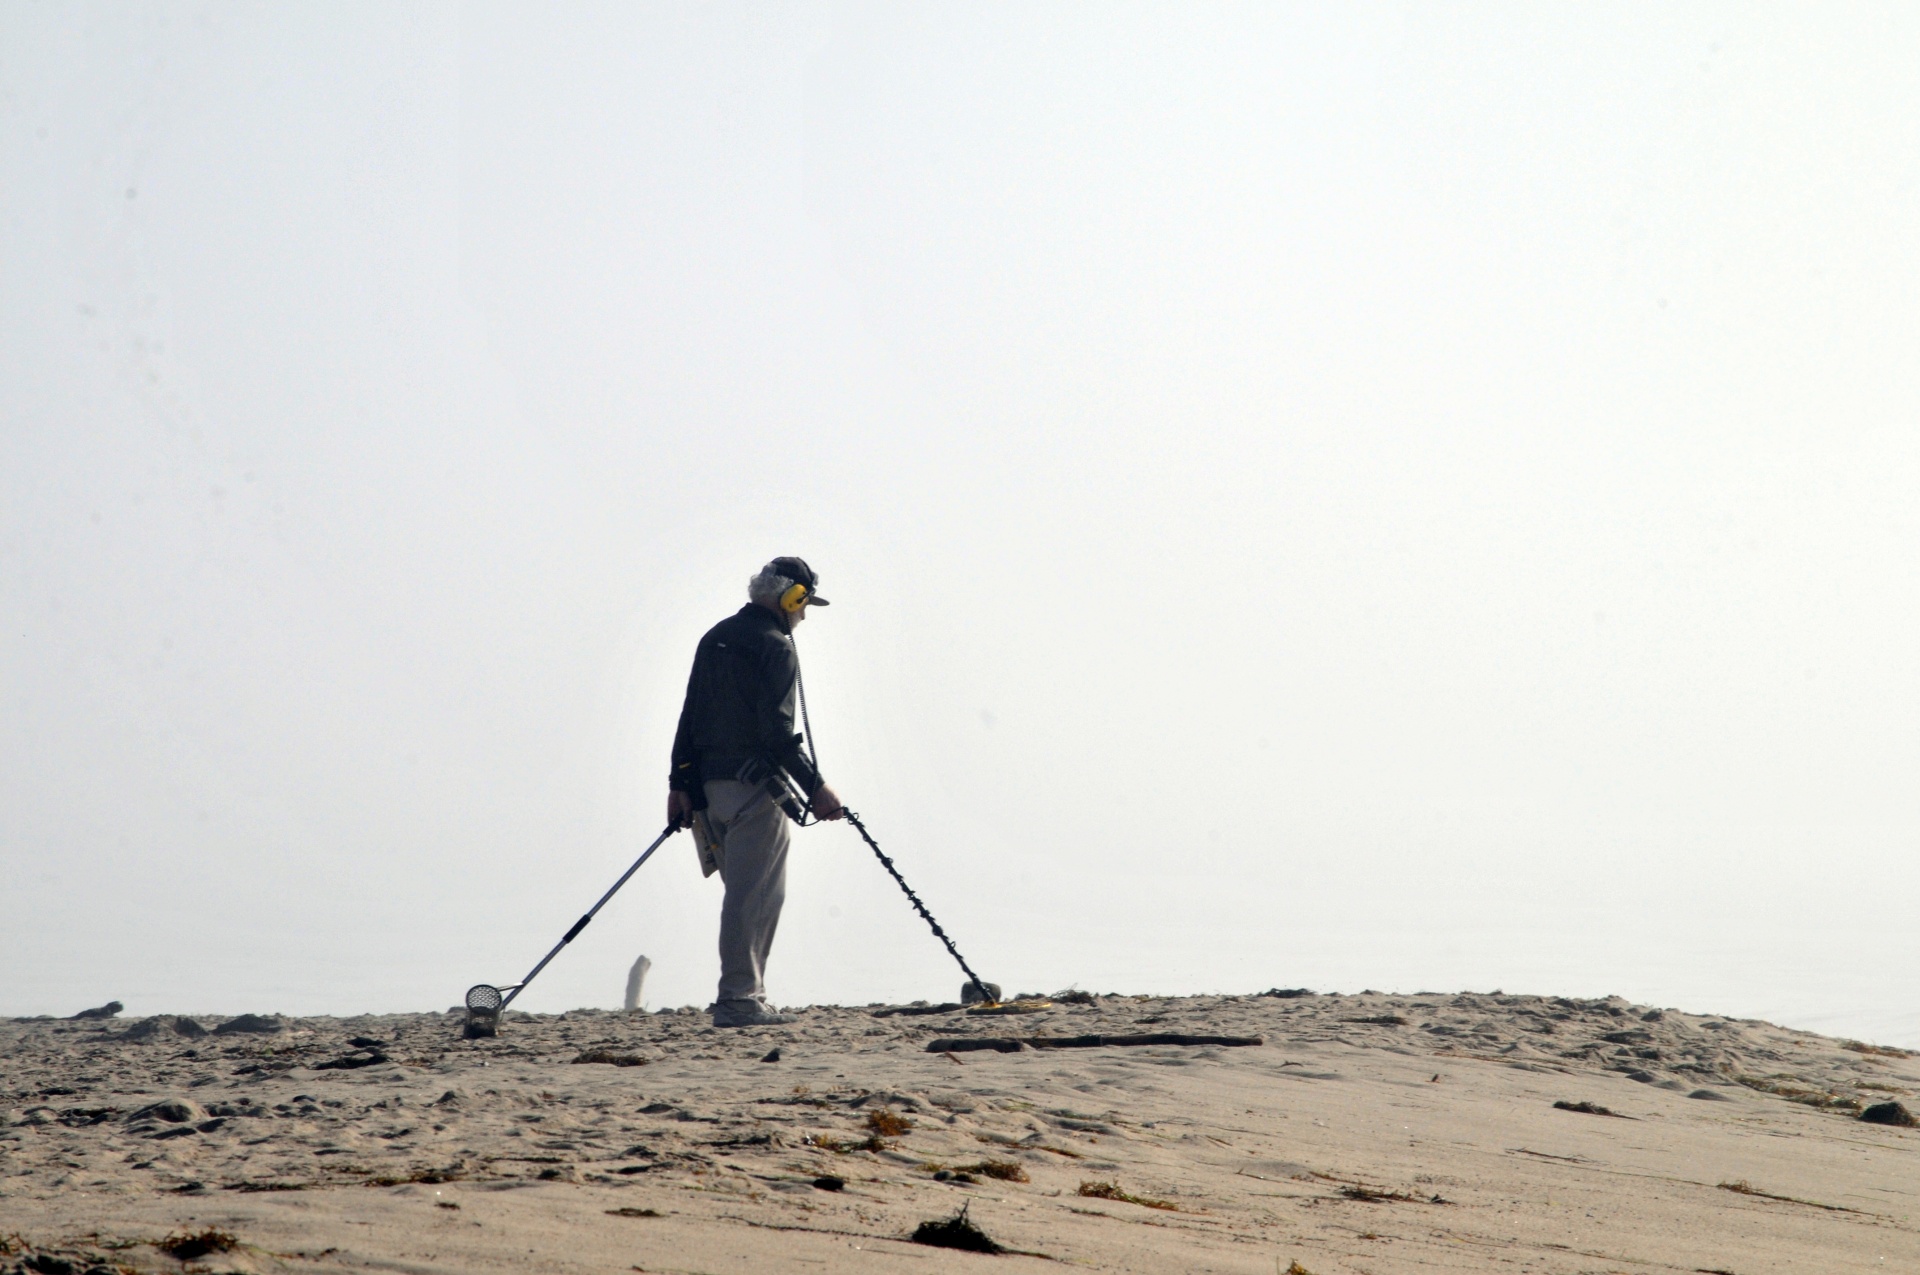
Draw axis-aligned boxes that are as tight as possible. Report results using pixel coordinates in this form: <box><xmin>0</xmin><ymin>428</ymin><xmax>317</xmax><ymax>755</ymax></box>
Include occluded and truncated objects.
<box><xmin>769</xmin><ymin>556</ymin><xmax>829</xmax><ymax>605</ymax></box>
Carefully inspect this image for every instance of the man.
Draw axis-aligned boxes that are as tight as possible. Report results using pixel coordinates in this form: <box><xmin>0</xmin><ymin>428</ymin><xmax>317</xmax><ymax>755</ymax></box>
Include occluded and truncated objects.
<box><xmin>668</xmin><ymin>557</ymin><xmax>844</xmax><ymax>1028</ymax></box>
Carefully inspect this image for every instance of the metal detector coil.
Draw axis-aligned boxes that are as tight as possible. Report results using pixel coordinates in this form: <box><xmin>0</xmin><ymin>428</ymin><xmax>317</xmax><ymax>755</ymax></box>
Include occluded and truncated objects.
<box><xmin>458</xmin><ymin>822</ymin><xmax>681</xmax><ymax>1039</ymax></box>
<box><xmin>464</xmin><ymin>983</ymin><xmax>507</xmax><ymax>1038</ymax></box>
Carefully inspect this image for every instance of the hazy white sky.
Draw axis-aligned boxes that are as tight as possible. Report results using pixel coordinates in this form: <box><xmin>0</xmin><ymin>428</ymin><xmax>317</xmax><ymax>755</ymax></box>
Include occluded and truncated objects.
<box><xmin>5</xmin><ymin>4</ymin><xmax>1918</xmax><ymax>1042</ymax></box>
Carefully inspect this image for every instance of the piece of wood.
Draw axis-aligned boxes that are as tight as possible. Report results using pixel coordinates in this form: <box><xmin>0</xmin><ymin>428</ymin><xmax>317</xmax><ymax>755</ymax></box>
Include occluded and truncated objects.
<box><xmin>870</xmin><ymin>1003</ymin><xmax>964</xmax><ymax>1018</ymax></box>
<box><xmin>924</xmin><ymin>1033</ymin><xmax>1262</xmax><ymax>1054</ymax></box>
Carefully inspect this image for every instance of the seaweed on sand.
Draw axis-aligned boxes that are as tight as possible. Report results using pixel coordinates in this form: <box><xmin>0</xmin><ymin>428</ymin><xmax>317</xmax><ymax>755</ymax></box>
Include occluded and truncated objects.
<box><xmin>157</xmin><ymin>1228</ymin><xmax>238</xmax><ymax>1261</ymax></box>
<box><xmin>865</xmin><ymin>1109</ymin><xmax>913</xmax><ymax>1137</ymax></box>
<box><xmin>571</xmin><ymin>1048</ymin><xmax>648</xmax><ymax>1067</ymax></box>
<box><xmin>911</xmin><ymin>1203</ymin><xmax>1004</xmax><ymax>1253</ymax></box>
<box><xmin>1078</xmin><ymin>1180</ymin><xmax>1178</xmax><ymax>1210</ymax></box>
<box><xmin>964</xmin><ymin>1160</ymin><xmax>1029</xmax><ymax>1182</ymax></box>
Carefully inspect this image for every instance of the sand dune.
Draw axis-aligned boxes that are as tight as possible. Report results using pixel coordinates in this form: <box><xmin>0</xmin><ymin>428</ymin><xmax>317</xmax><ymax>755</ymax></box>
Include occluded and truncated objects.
<box><xmin>5</xmin><ymin>990</ymin><xmax>1918</xmax><ymax>1273</ymax></box>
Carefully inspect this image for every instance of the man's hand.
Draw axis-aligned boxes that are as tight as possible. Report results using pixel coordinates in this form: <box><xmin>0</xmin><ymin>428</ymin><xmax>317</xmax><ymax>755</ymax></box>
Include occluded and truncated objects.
<box><xmin>809</xmin><ymin>783</ymin><xmax>845</xmax><ymax>821</ymax></box>
<box><xmin>667</xmin><ymin>788</ymin><xmax>694</xmax><ymax>830</ymax></box>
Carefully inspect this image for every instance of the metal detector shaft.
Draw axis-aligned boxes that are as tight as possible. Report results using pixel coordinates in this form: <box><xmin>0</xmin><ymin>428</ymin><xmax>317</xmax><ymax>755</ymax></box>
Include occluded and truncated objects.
<box><xmin>841</xmin><ymin>809</ymin><xmax>993</xmax><ymax>1002</ymax></box>
<box><xmin>499</xmin><ymin>822</ymin><xmax>681</xmax><ymax>1011</ymax></box>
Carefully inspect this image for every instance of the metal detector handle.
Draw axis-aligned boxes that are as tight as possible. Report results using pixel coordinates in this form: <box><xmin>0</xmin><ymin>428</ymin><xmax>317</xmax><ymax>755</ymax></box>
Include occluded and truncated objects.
<box><xmin>498</xmin><ymin>822</ymin><xmax>681</xmax><ymax>1011</ymax></box>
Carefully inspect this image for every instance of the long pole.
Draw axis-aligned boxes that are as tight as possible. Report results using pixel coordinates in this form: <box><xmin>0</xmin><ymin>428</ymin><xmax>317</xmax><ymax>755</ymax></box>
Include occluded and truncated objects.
<box><xmin>500</xmin><ymin>823</ymin><xmax>681</xmax><ymax>1011</ymax></box>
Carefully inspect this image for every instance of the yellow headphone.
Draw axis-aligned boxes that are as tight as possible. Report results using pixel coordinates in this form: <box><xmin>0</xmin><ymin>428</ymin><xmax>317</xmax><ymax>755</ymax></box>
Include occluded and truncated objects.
<box><xmin>779</xmin><ymin>581</ymin><xmax>810</xmax><ymax>613</ymax></box>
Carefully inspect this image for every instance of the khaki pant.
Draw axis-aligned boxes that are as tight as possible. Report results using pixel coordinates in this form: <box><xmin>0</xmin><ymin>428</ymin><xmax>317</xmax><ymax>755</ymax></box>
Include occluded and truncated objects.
<box><xmin>703</xmin><ymin>778</ymin><xmax>790</xmax><ymax>1013</ymax></box>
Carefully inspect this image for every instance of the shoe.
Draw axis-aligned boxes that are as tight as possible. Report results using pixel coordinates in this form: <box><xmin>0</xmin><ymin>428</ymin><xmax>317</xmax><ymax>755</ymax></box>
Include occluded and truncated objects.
<box><xmin>711</xmin><ymin>1004</ymin><xmax>796</xmax><ymax>1028</ymax></box>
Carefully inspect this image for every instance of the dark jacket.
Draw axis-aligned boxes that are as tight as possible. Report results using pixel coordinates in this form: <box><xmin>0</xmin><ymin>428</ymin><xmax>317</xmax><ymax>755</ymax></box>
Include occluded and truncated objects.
<box><xmin>669</xmin><ymin>604</ymin><xmax>823</xmax><ymax>799</ymax></box>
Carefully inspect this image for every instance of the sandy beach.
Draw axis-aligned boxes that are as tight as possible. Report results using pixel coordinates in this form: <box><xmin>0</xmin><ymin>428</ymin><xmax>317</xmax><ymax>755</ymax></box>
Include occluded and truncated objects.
<box><xmin>4</xmin><ymin>990</ymin><xmax>1918</xmax><ymax>1273</ymax></box>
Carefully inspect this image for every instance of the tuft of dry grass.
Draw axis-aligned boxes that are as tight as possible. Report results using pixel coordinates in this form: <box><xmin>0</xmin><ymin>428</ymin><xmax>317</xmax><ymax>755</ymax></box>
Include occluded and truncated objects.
<box><xmin>865</xmin><ymin>1109</ymin><xmax>913</xmax><ymax>1137</ymax></box>
<box><xmin>1734</xmin><ymin>1074</ymin><xmax>1863</xmax><ymax>1112</ymax></box>
<box><xmin>1284</xmin><ymin>1263</ymin><xmax>1317</xmax><ymax>1275</ymax></box>
<box><xmin>1078</xmin><ymin>1180</ymin><xmax>1178</xmax><ymax>1211</ymax></box>
<box><xmin>1718</xmin><ymin>1180</ymin><xmax>1856</xmax><ymax>1212</ymax></box>
<box><xmin>1338</xmin><ymin>1184</ymin><xmax>1420</xmax><ymax>1203</ymax></box>
<box><xmin>571</xmin><ymin>1049</ymin><xmax>648</xmax><ymax>1067</ymax></box>
<box><xmin>1313</xmin><ymin>1172</ymin><xmax>1450</xmax><ymax>1205</ymax></box>
<box><xmin>953</xmin><ymin>1160</ymin><xmax>1029</xmax><ymax>1182</ymax></box>
<box><xmin>365</xmin><ymin>1164</ymin><xmax>466</xmax><ymax>1187</ymax></box>
<box><xmin>1843</xmin><ymin>1040</ymin><xmax>1915</xmax><ymax>1059</ymax></box>
<box><xmin>974</xmin><ymin>1131</ymin><xmax>1082</xmax><ymax>1158</ymax></box>
<box><xmin>806</xmin><ymin>1132</ymin><xmax>891</xmax><ymax>1154</ymax></box>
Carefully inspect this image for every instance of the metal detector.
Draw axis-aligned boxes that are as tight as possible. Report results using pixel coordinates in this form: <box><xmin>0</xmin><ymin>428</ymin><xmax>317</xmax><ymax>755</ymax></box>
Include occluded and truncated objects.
<box><xmin>462</xmin><ymin>822</ymin><xmax>682</xmax><ymax>1038</ymax></box>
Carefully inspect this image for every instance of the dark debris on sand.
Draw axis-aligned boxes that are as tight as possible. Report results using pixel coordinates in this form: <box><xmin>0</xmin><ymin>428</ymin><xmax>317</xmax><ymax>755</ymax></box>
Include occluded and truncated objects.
<box><xmin>911</xmin><ymin>1203</ymin><xmax>1004</xmax><ymax>1253</ymax></box>
<box><xmin>0</xmin><ymin>1235</ymin><xmax>131</xmax><ymax>1275</ymax></box>
<box><xmin>1860</xmin><ymin>1101</ymin><xmax>1918</xmax><ymax>1127</ymax></box>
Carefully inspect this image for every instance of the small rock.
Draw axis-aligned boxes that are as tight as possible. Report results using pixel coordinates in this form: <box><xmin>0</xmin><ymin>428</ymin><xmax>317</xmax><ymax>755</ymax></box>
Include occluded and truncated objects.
<box><xmin>1861</xmin><ymin>1101</ymin><xmax>1919</xmax><ymax>1127</ymax></box>
<box><xmin>961</xmin><ymin>981</ymin><xmax>1003</xmax><ymax>1005</ymax></box>
<box><xmin>1687</xmin><ymin>1089</ymin><xmax>1735</xmax><ymax>1102</ymax></box>
<box><xmin>760</xmin><ymin>1048</ymin><xmax>781</xmax><ymax>1063</ymax></box>
<box><xmin>213</xmin><ymin>1013</ymin><xmax>286</xmax><ymax>1035</ymax></box>
<box><xmin>70</xmin><ymin>1000</ymin><xmax>123</xmax><ymax>1020</ymax></box>
<box><xmin>812</xmin><ymin>1175</ymin><xmax>846</xmax><ymax>1191</ymax></box>
<box><xmin>348</xmin><ymin>1036</ymin><xmax>386</xmax><ymax>1049</ymax></box>
<box><xmin>1261</xmin><ymin>988</ymin><xmax>1316</xmax><ymax>998</ymax></box>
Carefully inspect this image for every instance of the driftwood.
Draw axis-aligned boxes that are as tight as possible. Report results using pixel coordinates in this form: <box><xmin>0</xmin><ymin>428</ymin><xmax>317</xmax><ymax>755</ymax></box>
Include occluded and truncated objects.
<box><xmin>871</xmin><ymin>1003</ymin><xmax>965</xmax><ymax>1018</ymax></box>
<box><xmin>927</xmin><ymin>1033</ymin><xmax>1263</xmax><ymax>1054</ymax></box>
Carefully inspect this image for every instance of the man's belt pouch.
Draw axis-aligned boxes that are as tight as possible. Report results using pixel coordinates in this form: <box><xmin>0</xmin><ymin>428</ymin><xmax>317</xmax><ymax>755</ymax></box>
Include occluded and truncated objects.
<box><xmin>691</xmin><ymin>810</ymin><xmax>724</xmax><ymax>878</ymax></box>
<box><xmin>734</xmin><ymin>757</ymin><xmax>807</xmax><ymax>825</ymax></box>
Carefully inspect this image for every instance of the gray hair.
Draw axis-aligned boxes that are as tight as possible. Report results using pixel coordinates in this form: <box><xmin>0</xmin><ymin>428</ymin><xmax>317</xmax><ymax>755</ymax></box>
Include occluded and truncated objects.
<box><xmin>748</xmin><ymin>564</ymin><xmax>796</xmax><ymax>609</ymax></box>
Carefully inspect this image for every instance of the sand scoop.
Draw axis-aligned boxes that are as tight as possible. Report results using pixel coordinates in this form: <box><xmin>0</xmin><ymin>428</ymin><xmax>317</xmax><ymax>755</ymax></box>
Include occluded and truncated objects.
<box><xmin>463</xmin><ymin>823</ymin><xmax>682</xmax><ymax>1038</ymax></box>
